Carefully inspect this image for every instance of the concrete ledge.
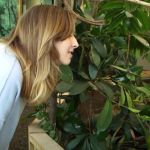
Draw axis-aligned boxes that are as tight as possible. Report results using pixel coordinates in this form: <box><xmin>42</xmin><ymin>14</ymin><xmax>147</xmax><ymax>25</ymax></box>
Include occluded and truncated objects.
<box><xmin>28</xmin><ymin>119</ymin><xmax>64</xmax><ymax>150</ymax></box>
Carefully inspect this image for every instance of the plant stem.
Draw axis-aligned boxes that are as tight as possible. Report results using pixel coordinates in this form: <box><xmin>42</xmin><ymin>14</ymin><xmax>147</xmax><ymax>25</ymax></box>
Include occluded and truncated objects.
<box><xmin>126</xmin><ymin>0</ymin><xmax>150</xmax><ymax>9</ymax></box>
<box><xmin>126</xmin><ymin>33</ymin><xmax>130</xmax><ymax>65</ymax></box>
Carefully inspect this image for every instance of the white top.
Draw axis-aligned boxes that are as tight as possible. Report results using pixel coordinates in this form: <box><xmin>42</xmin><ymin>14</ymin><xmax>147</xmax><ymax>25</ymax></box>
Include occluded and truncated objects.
<box><xmin>0</xmin><ymin>43</ymin><xmax>26</xmax><ymax>150</ymax></box>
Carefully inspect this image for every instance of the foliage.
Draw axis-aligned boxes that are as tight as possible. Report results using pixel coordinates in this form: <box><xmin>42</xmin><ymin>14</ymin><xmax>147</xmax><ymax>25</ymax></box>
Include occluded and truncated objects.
<box><xmin>33</xmin><ymin>0</ymin><xmax>150</xmax><ymax>149</ymax></box>
<box><xmin>31</xmin><ymin>103</ymin><xmax>58</xmax><ymax>141</ymax></box>
<box><xmin>56</xmin><ymin>1</ymin><xmax>150</xmax><ymax>149</ymax></box>
<box><xmin>0</xmin><ymin>0</ymin><xmax>17</xmax><ymax>37</ymax></box>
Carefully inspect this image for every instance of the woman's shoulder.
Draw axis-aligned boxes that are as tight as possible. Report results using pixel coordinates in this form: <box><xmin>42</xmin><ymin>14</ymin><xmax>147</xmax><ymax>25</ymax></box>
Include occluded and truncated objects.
<box><xmin>0</xmin><ymin>43</ymin><xmax>23</xmax><ymax>92</ymax></box>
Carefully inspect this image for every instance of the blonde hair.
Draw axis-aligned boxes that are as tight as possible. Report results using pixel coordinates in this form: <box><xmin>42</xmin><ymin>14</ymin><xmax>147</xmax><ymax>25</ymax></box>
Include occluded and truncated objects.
<box><xmin>5</xmin><ymin>5</ymin><xmax>75</xmax><ymax>105</ymax></box>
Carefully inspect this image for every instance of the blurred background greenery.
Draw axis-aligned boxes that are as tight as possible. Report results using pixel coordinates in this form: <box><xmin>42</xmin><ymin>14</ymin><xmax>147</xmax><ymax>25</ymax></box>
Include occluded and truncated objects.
<box><xmin>0</xmin><ymin>0</ymin><xmax>52</xmax><ymax>38</ymax></box>
<box><xmin>0</xmin><ymin>0</ymin><xmax>17</xmax><ymax>37</ymax></box>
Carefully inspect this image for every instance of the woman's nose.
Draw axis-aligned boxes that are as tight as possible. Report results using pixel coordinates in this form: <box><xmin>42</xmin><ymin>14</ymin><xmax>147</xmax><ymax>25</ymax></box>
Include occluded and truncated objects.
<box><xmin>72</xmin><ymin>36</ymin><xmax>79</xmax><ymax>49</ymax></box>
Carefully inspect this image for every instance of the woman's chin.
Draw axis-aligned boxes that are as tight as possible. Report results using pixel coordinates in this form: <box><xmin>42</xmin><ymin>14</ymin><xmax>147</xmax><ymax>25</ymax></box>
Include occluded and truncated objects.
<box><xmin>60</xmin><ymin>59</ymin><xmax>71</xmax><ymax>65</ymax></box>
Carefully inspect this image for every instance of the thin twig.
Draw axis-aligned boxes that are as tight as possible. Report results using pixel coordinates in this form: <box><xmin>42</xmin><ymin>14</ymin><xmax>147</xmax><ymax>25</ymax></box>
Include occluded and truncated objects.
<box><xmin>126</xmin><ymin>33</ymin><xmax>131</xmax><ymax>65</ymax></box>
<box><xmin>63</xmin><ymin>0</ymin><xmax>105</xmax><ymax>25</ymax></box>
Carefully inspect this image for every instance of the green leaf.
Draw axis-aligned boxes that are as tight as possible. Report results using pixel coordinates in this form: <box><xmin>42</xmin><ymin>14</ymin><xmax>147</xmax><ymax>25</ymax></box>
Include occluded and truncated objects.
<box><xmin>125</xmin><ymin>91</ymin><xmax>133</xmax><ymax>108</ymax></box>
<box><xmin>101</xmin><ymin>1</ymin><xmax>123</xmax><ymax>10</ymax></box>
<box><xmin>108</xmin><ymin>13</ymin><xmax>125</xmax><ymax>30</ymax></box>
<box><xmin>120</xmin><ymin>86</ymin><xmax>125</xmax><ymax>105</ymax></box>
<box><xmin>129</xmin><ymin>17</ymin><xmax>142</xmax><ymax>32</ymax></box>
<box><xmin>96</xmin><ymin>100</ymin><xmax>112</xmax><ymax>133</ymax></box>
<box><xmin>96</xmin><ymin>82</ymin><xmax>114</xmax><ymax>98</ymax></box>
<box><xmin>66</xmin><ymin>134</ymin><xmax>86</xmax><ymax>150</ymax></box>
<box><xmin>140</xmin><ymin>115</ymin><xmax>150</xmax><ymax>121</ymax></box>
<box><xmin>133</xmin><ymin>10</ymin><xmax>150</xmax><ymax>31</ymax></box>
<box><xmin>127</xmin><ymin>107</ymin><xmax>140</xmax><ymax>113</ymax></box>
<box><xmin>110</xmin><ymin>65</ymin><xmax>127</xmax><ymax>72</ymax></box>
<box><xmin>82</xmin><ymin>138</ymin><xmax>91</xmax><ymax>150</ymax></box>
<box><xmin>113</xmin><ymin>36</ymin><xmax>126</xmax><ymax>48</ymax></box>
<box><xmin>125</xmin><ymin>11</ymin><xmax>133</xmax><ymax>18</ymax></box>
<box><xmin>78</xmin><ymin>72</ymin><xmax>90</xmax><ymax>80</ymax></box>
<box><xmin>105</xmin><ymin>9</ymin><xmax>123</xmax><ymax>20</ymax></box>
<box><xmin>56</xmin><ymin>81</ymin><xmax>73</xmax><ymax>92</ymax></box>
<box><xmin>69</xmin><ymin>81</ymin><xmax>89</xmax><ymax>95</ymax></box>
<box><xmin>92</xmin><ymin>39</ymin><xmax>107</xmax><ymax>58</ymax></box>
<box><xmin>88</xmin><ymin>63</ymin><xmax>98</xmax><ymax>80</ymax></box>
<box><xmin>60</xmin><ymin>65</ymin><xmax>73</xmax><ymax>82</ymax></box>
<box><xmin>136</xmin><ymin>87</ymin><xmax>150</xmax><ymax>96</ymax></box>
<box><xmin>146</xmin><ymin>133</ymin><xmax>150</xmax><ymax>149</ymax></box>
<box><xmin>91</xmin><ymin>48</ymin><xmax>101</xmax><ymax>67</ymax></box>
<box><xmin>126</xmin><ymin>74</ymin><xmax>135</xmax><ymax>81</ymax></box>
<box><xmin>64</xmin><ymin>123</ymin><xmax>82</xmax><ymax>134</ymax></box>
<box><xmin>79</xmin><ymin>92</ymin><xmax>89</xmax><ymax>102</ymax></box>
<box><xmin>140</xmin><ymin>105</ymin><xmax>150</xmax><ymax>116</ymax></box>
<box><xmin>90</xmin><ymin>135</ymin><xmax>106</xmax><ymax>150</ymax></box>
<box><xmin>90</xmin><ymin>27</ymin><xmax>101</xmax><ymax>36</ymax></box>
<box><xmin>132</xmin><ymin>34</ymin><xmax>150</xmax><ymax>48</ymax></box>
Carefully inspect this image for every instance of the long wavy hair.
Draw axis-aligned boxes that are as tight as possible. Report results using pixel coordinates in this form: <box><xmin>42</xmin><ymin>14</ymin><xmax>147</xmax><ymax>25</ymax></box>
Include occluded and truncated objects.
<box><xmin>4</xmin><ymin>5</ymin><xmax>75</xmax><ymax>105</ymax></box>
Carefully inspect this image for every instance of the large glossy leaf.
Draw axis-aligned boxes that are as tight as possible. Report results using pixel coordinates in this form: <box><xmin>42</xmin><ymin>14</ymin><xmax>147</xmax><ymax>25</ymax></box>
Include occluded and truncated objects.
<box><xmin>60</xmin><ymin>65</ymin><xmax>73</xmax><ymax>82</ymax></box>
<box><xmin>96</xmin><ymin>82</ymin><xmax>114</xmax><ymax>98</ymax></box>
<box><xmin>90</xmin><ymin>48</ymin><xmax>101</xmax><ymax>67</ymax></box>
<box><xmin>96</xmin><ymin>100</ymin><xmax>112</xmax><ymax>133</ymax></box>
<box><xmin>88</xmin><ymin>63</ymin><xmax>98</xmax><ymax>80</ymax></box>
<box><xmin>92</xmin><ymin>39</ymin><xmax>107</xmax><ymax>58</ymax></box>
<box><xmin>66</xmin><ymin>134</ymin><xmax>86</xmax><ymax>150</ymax></box>
<box><xmin>69</xmin><ymin>81</ymin><xmax>89</xmax><ymax>95</ymax></box>
<box><xmin>56</xmin><ymin>81</ymin><xmax>73</xmax><ymax>92</ymax></box>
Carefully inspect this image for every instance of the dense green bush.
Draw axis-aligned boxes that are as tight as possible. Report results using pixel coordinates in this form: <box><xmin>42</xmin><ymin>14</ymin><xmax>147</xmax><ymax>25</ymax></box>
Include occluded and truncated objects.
<box><xmin>33</xmin><ymin>0</ymin><xmax>150</xmax><ymax>149</ymax></box>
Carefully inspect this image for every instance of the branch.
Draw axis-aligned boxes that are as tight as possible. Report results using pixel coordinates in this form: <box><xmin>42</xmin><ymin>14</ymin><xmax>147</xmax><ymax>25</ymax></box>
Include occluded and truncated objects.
<box><xmin>125</xmin><ymin>0</ymin><xmax>150</xmax><ymax>9</ymax></box>
<box><xmin>63</xmin><ymin>0</ymin><xmax>150</xmax><ymax>25</ymax></box>
<box><xmin>63</xmin><ymin>0</ymin><xmax>105</xmax><ymax>26</ymax></box>
<box><xmin>47</xmin><ymin>91</ymin><xmax>57</xmax><ymax>124</ymax></box>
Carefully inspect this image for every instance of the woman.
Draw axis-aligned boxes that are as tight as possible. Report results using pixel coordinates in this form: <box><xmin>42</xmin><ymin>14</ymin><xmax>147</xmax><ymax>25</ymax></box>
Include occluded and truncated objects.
<box><xmin>0</xmin><ymin>5</ymin><xmax>79</xmax><ymax>149</ymax></box>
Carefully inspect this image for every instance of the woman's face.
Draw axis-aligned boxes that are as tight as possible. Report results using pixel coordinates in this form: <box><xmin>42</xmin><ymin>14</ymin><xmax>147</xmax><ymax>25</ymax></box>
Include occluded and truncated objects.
<box><xmin>55</xmin><ymin>35</ymin><xmax>79</xmax><ymax>65</ymax></box>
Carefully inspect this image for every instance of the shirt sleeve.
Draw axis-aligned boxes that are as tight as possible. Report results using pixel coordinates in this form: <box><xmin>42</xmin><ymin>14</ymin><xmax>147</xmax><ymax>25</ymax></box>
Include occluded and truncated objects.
<box><xmin>0</xmin><ymin>58</ymin><xmax>23</xmax><ymax>131</ymax></box>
